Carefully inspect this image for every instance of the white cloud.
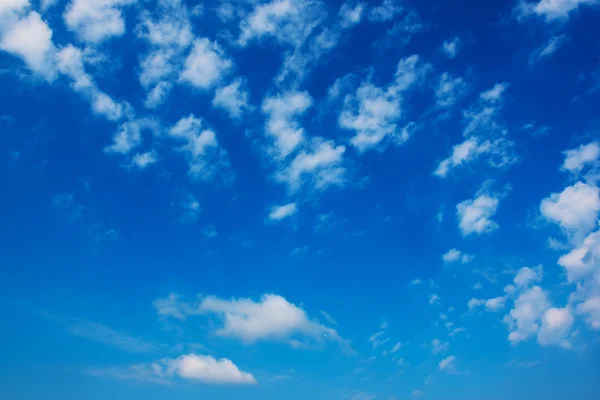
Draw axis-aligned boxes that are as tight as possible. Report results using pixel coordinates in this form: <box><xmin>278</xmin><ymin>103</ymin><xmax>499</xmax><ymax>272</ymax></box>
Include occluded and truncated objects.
<box><xmin>276</xmin><ymin>139</ymin><xmax>346</xmax><ymax>193</ymax></box>
<box><xmin>442</xmin><ymin>248</ymin><xmax>473</xmax><ymax>264</ymax></box>
<box><xmin>153</xmin><ymin>293</ymin><xmax>195</xmax><ymax>321</ymax></box>
<box><xmin>503</xmin><ymin>286</ymin><xmax>550</xmax><ymax>344</ymax></box>
<box><xmin>540</xmin><ymin>182</ymin><xmax>600</xmax><ymax>240</ymax></box>
<box><xmin>238</xmin><ymin>0</ymin><xmax>298</xmax><ymax>46</ymax></box>
<box><xmin>537</xmin><ymin>307</ymin><xmax>574</xmax><ymax>347</ymax></box>
<box><xmin>468</xmin><ymin>298</ymin><xmax>485</xmax><ymax>310</ymax></box>
<box><xmin>64</xmin><ymin>0</ymin><xmax>135</xmax><ymax>44</ymax></box>
<box><xmin>180</xmin><ymin>38</ymin><xmax>232</xmax><ymax>90</ymax></box>
<box><xmin>576</xmin><ymin>295</ymin><xmax>600</xmax><ymax>329</ymax></box>
<box><xmin>441</xmin><ymin>37</ymin><xmax>460</xmax><ymax>59</ymax></box>
<box><xmin>558</xmin><ymin>231</ymin><xmax>600</xmax><ymax>282</ymax></box>
<box><xmin>562</xmin><ymin>141</ymin><xmax>600</xmax><ymax>175</ymax></box>
<box><xmin>431</xmin><ymin>338</ymin><xmax>448</xmax><ymax>354</ymax></box>
<box><xmin>338</xmin><ymin>55</ymin><xmax>428</xmax><ymax>152</ymax></box>
<box><xmin>529</xmin><ymin>35</ymin><xmax>568</xmax><ymax>65</ymax></box>
<box><xmin>339</xmin><ymin>1</ymin><xmax>364</xmax><ymax>28</ymax></box>
<box><xmin>449</xmin><ymin>327</ymin><xmax>466</xmax><ymax>337</ymax></box>
<box><xmin>104</xmin><ymin>118</ymin><xmax>159</xmax><ymax>154</ymax></box>
<box><xmin>456</xmin><ymin>190</ymin><xmax>500</xmax><ymax>236</ymax></box>
<box><xmin>435</xmin><ymin>72</ymin><xmax>468</xmax><ymax>108</ymax></box>
<box><xmin>0</xmin><ymin>9</ymin><xmax>56</xmax><ymax>79</ymax></box>
<box><xmin>479</xmin><ymin>82</ymin><xmax>508</xmax><ymax>103</ymax></box>
<box><xmin>212</xmin><ymin>78</ymin><xmax>252</xmax><ymax>119</ymax></box>
<box><xmin>485</xmin><ymin>296</ymin><xmax>507</xmax><ymax>311</ymax></box>
<box><xmin>262</xmin><ymin>90</ymin><xmax>312</xmax><ymax>158</ymax></box>
<box><xmin>434</xmin><ymin>138</ymin><xmax>492</xmax><ymax>177</ymax></box>
<box><xmin>198</xmin><ymin>294</ymin><xmax>352</xmax><ymax>351</ymax></box>
<box><xmin>473</xmin><ymin>282</ymin><xmax>483</xmax><ymax>290</ymax></box>
<box><xmin>166</xmin><ymin>354</ymin><xmax>256</xmax><ymax>384</ymax></box>
<box><xmin>368</xmin><ymin>0</ymin><xmax>403</xmax><ymax>22</ymax></box>
<box><xmin>412</xmin><ymin>390</ymin><xmax>425</xmax><ymax>397</ymax></box>
<box><xmin>268</xmin><ymin>203</ymin><xmax>297</xmax><ymax>221</ymax></box>
<box><xmin>438</xmin><ymin>355</ymin><xmax>455</xmax><ymax>371</ymax></box>
<box><xmin>516</xmin><ymin>0</ymin><xmax>600</xmax><ymax>22</ymax></box>
<box><xmin>93</xmin><ymin>353</ymin><xmax>256</xmax><ymax>385</ymax></box>
<box><xmin>368</xmin><ymin>331</ymin><xmax>389</xmax><ymax>349</ymax></box>
<box><xmin>131</xmin><ymin>151</ymin><xmax>157</xmax><ymax>169</ymax></box>
<box><xmin>168</xmin><ymin>114</ymin><xmax>229</xmax><ymax>181</ymax></box>
<box><xmin>514</xmin><ymin>265</ymin><xmax>543</xmax><ymax>287</ymax></box>
<box><xmin>429</xmin><ymin>294</ymin><xmax>441</xmax><ymax>305</ymax></box>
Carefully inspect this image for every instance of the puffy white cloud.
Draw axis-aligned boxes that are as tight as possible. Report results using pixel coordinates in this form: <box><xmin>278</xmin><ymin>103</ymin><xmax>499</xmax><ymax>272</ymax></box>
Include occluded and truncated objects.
<box><xmin>268</xmin><ymin>203</ymin><xmax>297</xmax><ymax>221</ymax></box>
<box><xmin>166</xmin><ymin>354</ymin><xmax>256</xmax><ymax>384</ymax></box>
<box><xmin>434</xmin><ymin>138</ymin><xmax>492</xmax><ymax>177</ymax></box>
<box><xmin>212</xmin><ymin>78</ymin><xmax>252</xmax><ymax>119</ymax></box>
<box><xmin>338</xmin><ymin>55</ymin><xmax>428</xmax><ymax>152</ymax></box>
<box><xmin>576</xmin><ymin>295</ymin><xmax>600</xmax><ymax>329</ymax></box>
<box><xmin>435</xmin><ymin>72</ymin><xmax>468</xmax><ymax>108</ymax></box>
<box><xmin>441</xmin><ymin>37</ymin><xmax>460</xmax><ymax>59</ymax></box>
<box><xmin>56</xmin><ymin>45</ymin><xmax>124</xmax><ymax>120</ymax></box>
<box><xmin>64</xmin><ymin>0</ymin><xmax>135</xmax><ymax>44</ymax></box>
<box><xmin>456</xmin><ymin>191</ymin><xmax>500</xmax><ymax>236</ymax></box>
<box><xmin>104</xmin><ymin>118</ymin><xmax>159</xmax><ymax>154</ymax></box>
<box><xmin>514</xmin><ymin>265</ymin><xmax>543</xmax><ymax>287</ymax></box>
<box><xmin>558</xmin><ymin>231</ymin><xmax>600</xmax><ymax>282</ymax></box>
<box><xmin>180</xmin><ymin>39</ymin><xmax>232</xmax><ymax>90</ymax></box>
<box><xmin>562</xmin><ymin>141</ymin><xmax>600</xmax><ymax>175</ymax></box>
<box><xmin>442</xmin><ymin>248</ymin><xmax>473</xmax><ymax>264</ymax></box>
<box><xmin>94</xmin><ymin>353</ymin><xmax>256</xmax><ymax>385</ymax></box>
<box><xmin>469</xmin><ymin>296</ymin><xmax>506</xmax><ymax>312</ymax></box>
<box><xmin>431</xmin><ymin>338</ymin><xmax>449</xmax><ymax>354</ymax></box>
<box><xmin>503</xmin><ymin>286</ymin><xmax>550</xmax><ymax>344</ymax></box>
<box><xmin>131</xmin><ymin>151</ymin><xmax>157</xmax><ymax>169</ymax></box>
<box><xmin>529</xmin><ymin>34</ymin><xmax>568</xmax><ymax>65</ymax></box>
<box><xmin>429</xmin><ymin>294</ymin><xmax>440</xmax><ymax>305</ymax></box>
<box><xmin>262</xmin><ymin>90</ymin><xmax>312</xmax><ymax>158</ymax></box>
<box><xmin>368</xmin><ymin>0</ymin><xmax>403</xmax><ymax>22</ymax></box>
<box><xmin>198</xmin><ymin>294</ymin><xmax>351</xmax><ymax>351</ymax></box>
<box><xmin>0</xmin><ymin>9</ymin><xmax>56</xmax><ymax>79</ymax></box>
<box><xmin>479</xmin><ymin>82</ymin><xmax>508</xmax><ymax>103</ymax></box>
<box><xmin>438</xmin><ymin>355</ymin><xmax>456</xmax><ymax>372</ymax></box>
<box><xmin>339</xmin><ymin>1</ymin><xmax>364</xmax><ymax>28</ymax></box>
<box><xmin>537</xmin><ymin>307</ymin><xmax>574</xmax><ymax>347</ymax></box>
<box><xmin>168</xmin><ymin>114</ymin><xmax>230</xmax><ymax>181</ymax></box>
<box><xmin>468</xmin><ymin>298</ymin><xmax>485</xmax><ymax>310</ymax></box>
<box><xmin>540</xmin><ymin>182</ymin><xmax>600</xmax><ymax>240</ymax></box>
<box><xmin>516</xmin><ymin>0</ymin><xmax>599</xmax><ymax>22</ymax></box>
<box><xmin>276</xmin><ymin>139</ymin><xmax>346</xmax><ymax>193</ymax></box>
<box><xmin>238</xmin><ymin>0</ymin><xmax>296</xmax><ymax>45</ymax></box>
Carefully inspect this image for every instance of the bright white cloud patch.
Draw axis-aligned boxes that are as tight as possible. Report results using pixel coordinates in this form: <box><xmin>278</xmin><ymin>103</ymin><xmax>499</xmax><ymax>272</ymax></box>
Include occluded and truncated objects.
<box><xmin>562</xmin><ymin>141</ymin><xmax>600</xmax><ymax>175</ymax></box>
<box><xmin>180</xmin><ymin>39</ymin><xmax>232</xmax><ymax>90</ymax></box>
<box><xmin>262</xmin><ymin>91</ymin><xmax>312</xmax><ymax>158</ymax></box>
<box><xmin>339</xmin><ymin>55</ymin><xmax>429</xmax><ymax>152</ymax></box>
<box><xmin>442</xmin><ymin>248</ymin><xmax>473</xmax><ymax>264</ymax></box>
<box><xmin>268</xmin><ymin>203</ymin><xmax>298</xmax><ymax>221</ymax></box>
<box><xmin>435</xmin><ymin>72</ymin><xmax>468</xmax><ymax>108</ymax></box>
<box><xmin>504</xmin><ymin>286</ymin><xmax>550</xmax><ymax>344</ymax></box>
<box><xmin>529</xmin><ymin>35</ymin><xmax>568</xmax><ymax>65</ymax></box>
<box><xmin>166</xmin><ymin>354</ymin><xmax>256</xmax><ymax>384</ymax></box>
<box><xmin>212</xmin><ymin>78</ymin><xmax>252</xmax><ymax>119</ymax></box>
<box><xmin>339</xmin><ymin>1</ymin><xmax>364</xmax><ymax>28</ymax></box>
<box><xmin>0</xmin><ymin>9</ymin><xmax>55</xmax><ymax>79</ymax></box>
<box><xmin>438</xmin><ymin>355</ymin><xmax>456</xmax><ymax>372</ymax></box>
<box><xmin>540</xmin><ymin>182</ymin><xmax>600</xmax><ymax>240</ymax></box>
<box><xmin>64</xmin><ymin>0</ymin><xmax>135</xmax><ymax>43</ymax></box>
<box><xmin>456</xmin><ymin>190</ymin><xmax>500</xmax><ymax>236</ymax></box>
<box><xmin>517</xmin><ymin>0</ymin><xmax>600</xmax><ymax>21</ymax></box>
<box><xmin>168</xmin><ymin>114</ymin><xmax>229</xmax><ymax>180</ymax></box>
<box><xmin>368</xmin><ymin>0</ymin><xmax>403</xmax><ymax>22</ymax></box>
<box><xmin>558</xmin><ymin>231</ymin><xmax>600</xmax><ymax>282</ymax></box>
<box><xmin>537</xmin><ymin>307</ymin><xmax>574</xmax><ymax>347</ymax></box>
<box><xmin>198</xmin><ymin>294</ymin><xmax>351</xmax><ymax>351</ymax></box>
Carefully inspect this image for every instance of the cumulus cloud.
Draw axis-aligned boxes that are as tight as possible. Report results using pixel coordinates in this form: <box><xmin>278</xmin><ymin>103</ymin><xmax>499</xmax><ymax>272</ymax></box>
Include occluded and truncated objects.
<box><xmin>180</xmin><ymin>38</ymin><xmax>232</xmax><ymax>90</ymax></box>
<box><xmin>562</xmin><ymin>141</ymin><xmax>600</xmax><ymax>176</ymax></box>
<box><xmin>442</xmin><ymin>248</ymin><xmax>473</xmax><ymax>264</ymax></box>
<box><xmin>92</xmin><ymin>354</ymin><xmax>256</xmax><ymax>385</ymax></box>
<box><xmin>198</xmin><ymin>294</ymin><xmax>352</xmax><ymax>352</ymax></box>
<box><xmin>338</xmin><ymin>55</ymin><xmax>429</xmax><ymax>152</ymax></box>
<box><xmin>441</xmin><ymin>37</ymin><xmax>461</xmax><ymax>59</ymax></box>
<box><xmin>435</xmin><ymin>72</ymin><xmax>468</xmax><ymax>108</ymax></box>
<box><xmin>168</xmin><ymin>114</ymin><xmax>230</xmax><ymax>181</ymax></box>
<box><xmin>262</xmin><ymin>90</ymin><xmax>312</xmax><ymax>158</ymax></box>
<box><xmin>516</xmin><ymin>0</ymin><xmax>600</xmax><ymax>22</ymax></box>
<box><xmin>268</xmin><ymin>203</ymin><xmax>298</xmax><ymax>221</ymax></box>
<box><xmin>56</xmin><ymin>45</ymin><xmax>124</xmax><ymax>120</ymax></box>
<box><xmin>558</xmin><ymin>231</ymin><xmax>600</xmax><ymax>282</ymax></box>
<box><xmin>0</xmin><ymin>8</ymin><xmax>55</xmax><ymax>79</ymax></box>
<box><xmin>104</xmin><ymin>118</ymin><xmax>159</xmax><ymax>155</ymax></box>
<box><xmin>212</xmin><ymin>78</ymin><xmax>252</xmax><ymax>119</ymax></box>
<box><xmin>339</xmin><ymin>1</ymin><xmax>364</xmax><ymax>28</ymax></box>
<box><xmin>64</xmin><ymin>0</ymin><xmax>135</xmax><ymax>44</ymax></box>
<box><xmin>537</xmin><ymin>307</ymin><xmax>574</xmax><ymax>347</ymax></box>
<box><xmin>456</xmin><ymin>189</ymin><xmax>500</xmax><ymax>236</ymax></box>
<box><xmin>540</xmin><ymin>182</ymin><xmax>600</xmax><ymax>241</ymax></box>
<box><xmin>504</xmin><ymin>286</ymin><xmax>550</xmax><ymax>344</ymax></box>
<box><xmin>368</xmin><ymin>0</ymin><xmax>403</xmax><ymax>22</ymax></box>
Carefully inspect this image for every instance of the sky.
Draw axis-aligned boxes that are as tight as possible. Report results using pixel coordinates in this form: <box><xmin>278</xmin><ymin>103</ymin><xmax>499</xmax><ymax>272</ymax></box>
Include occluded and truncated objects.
<box><xmin>1</xmin><ymin>0</ymin><xmax>600</xmax><ymax>399</ymax></box>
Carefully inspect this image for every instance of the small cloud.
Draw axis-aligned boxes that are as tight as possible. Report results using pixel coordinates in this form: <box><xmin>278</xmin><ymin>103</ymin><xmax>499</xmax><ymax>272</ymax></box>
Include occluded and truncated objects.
<box><xmin>268</xmin><ymin>203</ymin><xmax>298</xmax><ymax>221</ymax></box>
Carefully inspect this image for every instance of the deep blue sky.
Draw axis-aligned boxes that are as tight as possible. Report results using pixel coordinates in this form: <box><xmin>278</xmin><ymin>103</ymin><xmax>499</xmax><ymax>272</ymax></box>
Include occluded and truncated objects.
<box><xmin>1</xmin><ymin>1</ymin><xmax>600</xmax><ymax>399</ymax></box>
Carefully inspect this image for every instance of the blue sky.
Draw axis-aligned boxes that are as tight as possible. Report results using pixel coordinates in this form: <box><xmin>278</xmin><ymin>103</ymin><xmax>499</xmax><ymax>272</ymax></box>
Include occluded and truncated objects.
<box><xmin>1</xmin><ymin>0</ymin><xmax>600</xmax><ymax>399</ymax></box>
